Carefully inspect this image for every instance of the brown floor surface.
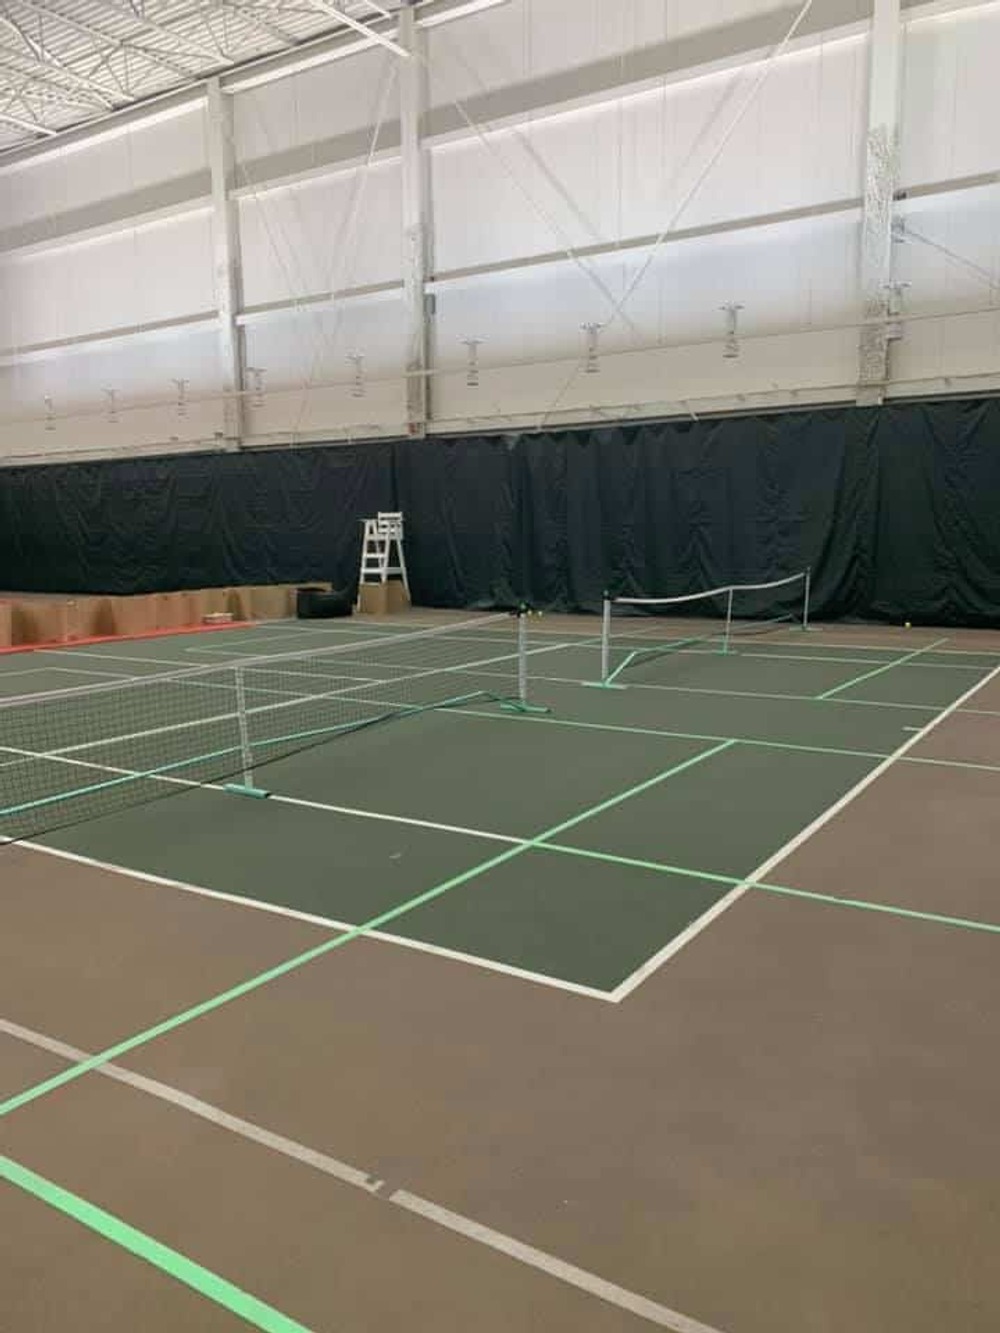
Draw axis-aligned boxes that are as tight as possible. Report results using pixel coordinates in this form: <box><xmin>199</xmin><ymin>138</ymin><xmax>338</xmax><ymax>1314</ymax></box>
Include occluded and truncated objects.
<box><xmin>0</xmin><ymin>844</ymin><xmax>336</xmax><ymax>1053</ymax></box>
<box><xmin>5</xmin><ymin>889</ymin><xmax>997</xmax><ymax>1333</ymax></box>
<box><xmin>4</xmin><ymin>1185</ymin><xmax>250</xmax><ymax>1333</ymax></box>
<box><xmin>776</xmin><ymin>760</ymin><xmax>1000</xmax><ymax>923</ymax></box>
<box><xmin>913</xmin><ymin>710</ymin><xmax>1000</xmax><ymax>766</ymax></box>
<box><xmin>2</xmin><ymin>1071</ymin><xmax>655</xmax><ymax>1333</ymax></box>
<box><xmin>3</xmin><ymin>617</ymin><xmax>999</xmax><ymax>1333</ymax></box>
<box><xmin>0</xmin><ymin>1034</ymin><xmax>66</xmax><ymax>1101</ymax></box>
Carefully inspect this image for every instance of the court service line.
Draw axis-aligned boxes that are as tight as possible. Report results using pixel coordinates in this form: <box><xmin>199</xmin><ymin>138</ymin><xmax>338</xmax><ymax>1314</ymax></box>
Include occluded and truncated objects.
<box><xmin>473</xmin><ymin>664</ymin><xmax>944</xmax><ymax>712</ymax></box>
<box><xmin>0</xmin><ymin>740</ymin><xmax>736</xmax><ymax>1119</ymax></box>
<box><xmin>816</xmin><ymin>637</ymin><xmax>950</xmax><ymax>700</ymax></box>
<box><xmin>38</xmin><ymin>647</ymin><xmax>210</xmax><ymax>669</ymax></box>
<box><xmin>678</xmin><ymin>647</ymin><xmax>984</xmax><ymax>672</ymax></box>
<box><xmin>0</xmin><ymin>1155</ymin><xmax>317</xmax><ymax>1333</ymax></box>
<box><xmin>0</xmin><ymin>1018</ymin><xmax>723</xmax><ymax>1333</ymax></box>
<box><xmin>13</xmin><ymin>841</ymin><xmax>612</xmax><ymax>1002</ymax></box>
<box><xmin>610</xmin><ymin>656</ymin><xmax>1000</xmax><ymax>1001</ymax></box>
<box><xmin>451</xmin><ymin>705</ymin><xmax>1000</xmax><ymax>777</ymax></box>
<box><xmin>449</xmin><ymin>704</ymin><xmax>890</xmax><ymax>762</ymax></box>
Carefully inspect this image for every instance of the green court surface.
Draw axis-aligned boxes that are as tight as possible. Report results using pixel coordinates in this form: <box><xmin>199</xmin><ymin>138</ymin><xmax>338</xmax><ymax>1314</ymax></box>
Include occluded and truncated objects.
<box><xmin>4</xmin><ymin>615</ymin><xmax>997</xmax><ymax>997</ymax></box>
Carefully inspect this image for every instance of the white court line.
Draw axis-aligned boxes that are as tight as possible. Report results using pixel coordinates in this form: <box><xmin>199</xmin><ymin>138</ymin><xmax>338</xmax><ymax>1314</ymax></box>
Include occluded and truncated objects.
<box><xmin>609</xmin><ymin>657</ymin><xmax>1000</xmax><ymax>1002</ymax></box>
<box><xmin>37</xmin><ymin>647</ymin><xmax>198</xmax><ymax>669</ymax></box>
<box><xmin>263</xmin><ymin>791</ymin><xmax>524</xmax><ymax>846</ymax></box>
<box><xmin>183</xmin><ymin>632</ymin><xmax>525</xmax><ymax>660</ymax></box>
<box><xmin>769</xmin><ymin>634</ymin><xmax>1000</xmax><ymax>660</ymax></box>
<box><xmin>473</xmin><ymin>665</ymin><xmax>943</xmax><ymax>712</ymax></box>
<box><xmin>12</xmin><ymin>840</ymin><xmax>612</xmax><ymax>1003</ymax></box>
<box><xmin>672</xmin><ymin>646</ymin><xmax>986</xmax><ymax>672</ymax></box>
<box><xmin>0</xmin><ymin>1016</ymin><xmax>720</xmax><ymax>1332</ymax></box>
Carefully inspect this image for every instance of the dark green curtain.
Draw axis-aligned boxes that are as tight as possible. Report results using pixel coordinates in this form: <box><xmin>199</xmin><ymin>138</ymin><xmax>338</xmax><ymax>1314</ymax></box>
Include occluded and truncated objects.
<box><xmin>1</xmin><ymin>400</ymin><xmax>998</xmax><ymax>625</ymax></box>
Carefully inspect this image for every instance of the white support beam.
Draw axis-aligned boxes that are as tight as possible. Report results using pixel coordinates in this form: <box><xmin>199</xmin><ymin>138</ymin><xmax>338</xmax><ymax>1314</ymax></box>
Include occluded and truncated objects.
<box><xmin>399</xmin><ymin>2</ymin><xmax>431</xmax><ymax>435</ymax></box>
<box><xmin>206</xmin><ymin>77</ymin><xmax>244</xmax><ymax>444</ymax></box>
<box><xmin>857</xmin><ymin>0</ymin><xmax>903</xmax><ymax>404</ymax></box>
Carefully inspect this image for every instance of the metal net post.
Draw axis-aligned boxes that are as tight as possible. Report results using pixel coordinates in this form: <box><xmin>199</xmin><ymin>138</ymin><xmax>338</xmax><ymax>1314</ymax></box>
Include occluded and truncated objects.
<box><xmin>234</xmin><ymin>665</ymin><xmax>255</xmax><ymax>790</ymax></box>
<box><xmin>517</xmin><ymin>609</ymin><xmax>528</xmax><ymax>706</ymax></box>
<box><xmin>601</xmin><ymin>595</ymin><xmax>611</xmax><ymax>682</ymax></box>
<box><xmin>723</xmin><ymin>588</ymin><xmax>735</xmax><ymax>654</ymax></box>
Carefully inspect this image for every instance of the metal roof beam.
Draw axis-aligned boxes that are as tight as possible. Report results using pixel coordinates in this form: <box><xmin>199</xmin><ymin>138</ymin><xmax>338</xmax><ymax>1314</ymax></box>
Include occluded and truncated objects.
<box><xmin>84</xmin><ymin>1</ymin><xmax>223</xmax><ymax>62</ymax></box>
<box><xmin>0</xmin><ymin>105</ymin><xmax>57</xmax><ymax>136</ymax></box>
<box><xmin>307</xmin><ymin>1</ymin><xmax>411</xmax><ymax>58</ymax></box>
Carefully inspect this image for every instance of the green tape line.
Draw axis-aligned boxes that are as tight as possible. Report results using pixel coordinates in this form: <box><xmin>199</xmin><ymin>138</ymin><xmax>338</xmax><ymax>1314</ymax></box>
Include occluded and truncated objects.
<box><xmin>817</xmin><ymin>636</ymin><xmax>952</xmax><ymax>701</ymax></box>
<box><xmin>451</xmin><ymin>703</ymin><xmax>889</xmax><ymax>763</ymax></box>
<box><xmin>538</xmin><ymin>842</ymin><xmax>1000</xmax><ymax>937</ymax></box>
<box><xmin>0</xmin><ymin>1155</ymin><xmax>315</xmax><ymax>1333</ymax></box>
<box><xmin>1</xmin><ymin>739</ymin><xmax>736</xmax><ymax>1121</ymax></box>
<box><xmin>753</xmin><ymin>881</ymin><xmax>1000</xmax><ymax>933</ymax></box>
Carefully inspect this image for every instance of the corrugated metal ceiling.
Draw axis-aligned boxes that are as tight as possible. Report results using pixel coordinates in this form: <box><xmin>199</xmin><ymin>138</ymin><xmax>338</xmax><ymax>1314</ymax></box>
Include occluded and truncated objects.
<box><xmin>0</xmin><ymin>1</ymin><xmax>402</xmax><ymax>154</ymax></box>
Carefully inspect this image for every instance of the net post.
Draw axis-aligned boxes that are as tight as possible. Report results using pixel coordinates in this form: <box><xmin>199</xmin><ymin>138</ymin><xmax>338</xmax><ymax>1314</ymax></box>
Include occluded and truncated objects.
<box><xmin>517</xmin><ymin>607</ymin><xmax>528</xmax><ymax>706</ymax></box>
<box><xmin>225</xmin><ymin>664</ymin><xmax>270</xmax><ymax>798</ymax></box>
<box><xmin>803</xmin><ymin>568</ymin><xmax>812</xmax><ymax>632</ymax></box>
<box><xmin>500</xmin><ymin>607</ymin><xmax>550</xmax><ymax>713</ymax></box>
<box><xmin>723</xmin><ymin>588</ymin><xmax>734</xmax><ymax>654</ymax></box>
<box><xmin>601</xmin><ymin>594</ymin><xmax>611</xmax><ymax>681</ymax></box>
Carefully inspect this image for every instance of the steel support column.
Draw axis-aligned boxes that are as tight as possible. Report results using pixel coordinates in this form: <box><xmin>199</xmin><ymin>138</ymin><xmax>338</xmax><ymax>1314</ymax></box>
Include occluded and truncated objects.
<box><xmin>206</xmin><ymin>77</ymin><xmax>245</xmax><ymax>444</ymax></box>
<box><xmin>399</xmin><ymin>1</ymin><xmax>431</xmax><ymax>435</ymax></box>
<box><xmin>857</xmin><ymin>0</ymin><xmax>903</xmax><ymax>405</ymax></box>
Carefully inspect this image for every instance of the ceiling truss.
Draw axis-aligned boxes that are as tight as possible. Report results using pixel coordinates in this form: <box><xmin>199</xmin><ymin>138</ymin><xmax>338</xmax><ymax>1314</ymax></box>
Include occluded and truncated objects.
<box><xmin>0</xmin><ymin>0</ymin><xmax>404</xmax><ymax>153</ymax></box>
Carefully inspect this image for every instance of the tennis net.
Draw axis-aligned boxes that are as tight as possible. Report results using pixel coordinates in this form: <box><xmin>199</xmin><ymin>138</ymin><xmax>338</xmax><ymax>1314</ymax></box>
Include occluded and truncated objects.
<box><xmin>599</xmin><ymin>571</ymin><xmax>811</xmax><ymax>685</ymax></box>
<box><xmin>0</xmin><ymin>612</ymin><xmax>533</xmax><ymax>845</ymax></box>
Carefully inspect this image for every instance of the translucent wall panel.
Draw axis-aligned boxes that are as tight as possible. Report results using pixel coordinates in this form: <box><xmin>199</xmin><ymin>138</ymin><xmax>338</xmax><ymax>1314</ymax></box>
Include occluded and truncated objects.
<box><xmin>0</xmin><ymin>329</ymin><xmax>224</xmax><ymax>462</ymax></box>
<box><xmin>901</xmin><ymin>5</ymin><xmax>1000</xmax><ymax>187</ymax></box>
<box><xmin>234</xmin><ymin>48</ymin><xmax>397</xmax><ymax>163</ymax></box>
<box><xmin>433</xmin><ymin>37</ymin><xmax>866</xmax><ymax>272</ymax></box>
<box><xmin>427</xmin><ymin>0</ymin><xmax>794</xmax><ymax>105</ymax></box>
<box><xmin>0</xmin><ymin>104</ymin><xmax>207</xmax><ymax>230</ymax></box>
<box><xmin>0</xmin><ymin>212</ymin><xmax>214</xmax><ymax>348</ymax></box>
<box><xmin>239</xmin><ymin>162</ymin><xmax>402</xmax><ymax>307</ymax></box>
<box><xmin>243</xmin><ymin>300</ymin><xmax>406</xmax><ymax>437</ymax></box>
<box><xmin>432</xmin><ymin>209</ymin><xmax>861</xmax><ymax>423</ymax></box>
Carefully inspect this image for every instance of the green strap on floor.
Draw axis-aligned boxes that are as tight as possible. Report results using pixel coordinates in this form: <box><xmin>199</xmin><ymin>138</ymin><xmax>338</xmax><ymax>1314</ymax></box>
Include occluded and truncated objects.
<box><xmin>0</xmin><ymin>1155</ymin><xmax>314</xmax><ymax>1333</ymax></box>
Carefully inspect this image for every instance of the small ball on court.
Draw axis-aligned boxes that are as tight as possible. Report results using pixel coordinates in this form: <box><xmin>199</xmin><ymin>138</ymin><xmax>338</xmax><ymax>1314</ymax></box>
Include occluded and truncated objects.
<box><xmin>904</xmin><ymin>621</ymin><xmax>911</xmax><ymax>629</ymax></box>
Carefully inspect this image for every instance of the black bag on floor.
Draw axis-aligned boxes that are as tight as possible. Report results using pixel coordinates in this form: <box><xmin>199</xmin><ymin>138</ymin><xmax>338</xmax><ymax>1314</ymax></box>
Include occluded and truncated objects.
<box><xmin>296</xmin><ymin>587</ymin><xmax>353</xmax><ymax>619</ymax></box>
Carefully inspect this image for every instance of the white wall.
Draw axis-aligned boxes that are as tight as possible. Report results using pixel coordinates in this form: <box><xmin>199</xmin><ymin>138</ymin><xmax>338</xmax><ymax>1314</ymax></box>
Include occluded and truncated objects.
<box><xmin>1</xmin><ymin>0</ymin><xmax>998</xmax><ymax>462</ymax></box>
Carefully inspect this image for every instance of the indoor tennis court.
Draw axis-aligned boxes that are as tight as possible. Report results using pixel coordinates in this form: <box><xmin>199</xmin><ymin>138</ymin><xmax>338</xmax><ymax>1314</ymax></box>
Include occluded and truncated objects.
<box><xmin>3</xmin><ymin>0</ymin><xmax>1000</xmax><ymax>1329</ymax></box>
<box><xmin>3</xmin><ymin>609</ymin><xmax>999</xmax><ymax>1332</ymax></box>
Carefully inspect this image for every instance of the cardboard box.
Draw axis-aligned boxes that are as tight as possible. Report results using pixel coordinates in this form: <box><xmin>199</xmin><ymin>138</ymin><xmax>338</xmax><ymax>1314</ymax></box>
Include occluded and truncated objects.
<box><xmin>105</xmin><ymin>595</ymin><xmax>154</xmax><ymax>638</ymax></box>
<box><xmin>0</xmin><ymin>601</ymin><xmax>11</xmax><ymax>648</ymax></box>
<box><xmin>198</xmin><ymin>587</ymin><xmax>229</xmax><ymax>617</ymax></box>
<box><xmin>154</xmin><ymin>592</ymin><xmax>189</xmax><ymax>632</ymax></box>
<box><xmin>11</xmin><ymin>598</ymin><xmax>77</xmax><ymax>645</ymax></box>
<box><xmin>249</xmin><ymin>585</ymin><xmax>294</xmax><ymax>621</ymax></box>
<box><xmin>75</xmin><ymin>597</ymin><xmax>108</xmax><ymax>638</ymax></box>
<box><xmin>226</xmin><ymin>587</ymin><xmax>252</xmax><ymax>621</ymax></box>
<box><xmin>357</xmin><ymin>580</ymin><xmax>411</xmax><ymax>616</ymax></box>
